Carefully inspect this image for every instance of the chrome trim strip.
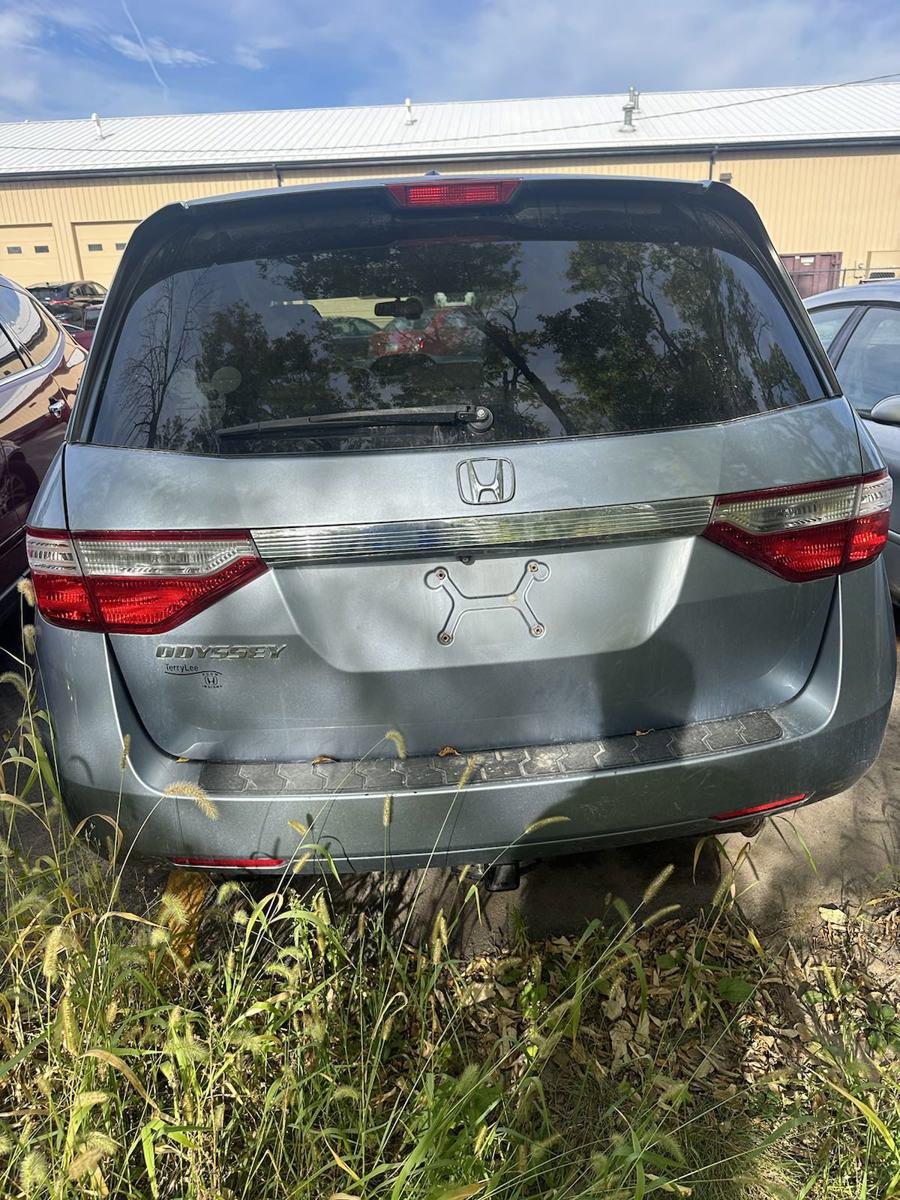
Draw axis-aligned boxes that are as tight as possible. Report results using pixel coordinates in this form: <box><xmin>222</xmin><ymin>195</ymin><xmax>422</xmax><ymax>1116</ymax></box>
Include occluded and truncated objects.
<box><xmin>252</xmin><ymin>496</ymin><xmax>714</xmax><ymax>564</ymax></box>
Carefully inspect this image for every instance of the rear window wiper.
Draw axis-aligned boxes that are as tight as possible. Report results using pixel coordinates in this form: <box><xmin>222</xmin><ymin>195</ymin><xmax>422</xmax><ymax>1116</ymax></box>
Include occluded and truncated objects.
<box><xmin>216</xmin><ymin>404</ymin><xmax>494</xmax><ymax>438</ymax></box>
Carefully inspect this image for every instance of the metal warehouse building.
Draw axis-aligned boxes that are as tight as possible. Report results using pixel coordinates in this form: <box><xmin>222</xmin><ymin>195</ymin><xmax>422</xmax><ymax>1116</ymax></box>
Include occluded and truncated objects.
<box><xmin>0</xmin><ymin>80</ymin><xmax>898</xmax><ymax>296</ymax></box>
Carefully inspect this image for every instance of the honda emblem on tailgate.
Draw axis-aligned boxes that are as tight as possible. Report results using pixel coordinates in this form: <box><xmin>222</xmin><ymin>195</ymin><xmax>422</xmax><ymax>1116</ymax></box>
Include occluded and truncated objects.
<box><xmin>456</xmin><ymin>458</ymin><xmax>515</xmax><ymax>505</ymax></box>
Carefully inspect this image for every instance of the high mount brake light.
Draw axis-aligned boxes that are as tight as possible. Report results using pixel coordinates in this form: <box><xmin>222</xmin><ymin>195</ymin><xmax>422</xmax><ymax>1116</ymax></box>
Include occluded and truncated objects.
<box><xmin>26</xmin><ymin>529</ymin><xmax>266</xmax><ymax>634</ymax></box>
<box><xmin>703</xmin><ymin>470</ymin><xmax>892</xmax><ymax>581</ymax></box>
<box><xmin>387</xmin><ymin>180</ymin><xmax>520</xmax><ymax>207</ymax></box>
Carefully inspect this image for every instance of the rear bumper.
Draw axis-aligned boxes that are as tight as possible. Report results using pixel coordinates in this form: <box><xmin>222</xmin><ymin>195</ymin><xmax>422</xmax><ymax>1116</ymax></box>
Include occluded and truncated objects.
<box><xmin>38</xmin><ymin>562</ymin><xmax>896</xmax><ymax>872</ymax></box>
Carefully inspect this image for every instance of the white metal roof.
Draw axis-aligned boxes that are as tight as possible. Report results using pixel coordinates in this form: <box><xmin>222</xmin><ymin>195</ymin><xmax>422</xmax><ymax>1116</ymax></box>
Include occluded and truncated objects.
<box><xmin>0</xmin><ymin>81</ymin><xmax>898</xmax><ymax>179</ymax></box>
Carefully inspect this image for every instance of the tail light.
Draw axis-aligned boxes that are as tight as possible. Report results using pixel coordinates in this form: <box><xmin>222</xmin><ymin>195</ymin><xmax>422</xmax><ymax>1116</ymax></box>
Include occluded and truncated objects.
<box><xmin>387</xmin><ymin>180</ymin><xmax>520</xmax><ymax>207</ymax></box>
<box><xmin>703</xmin><ymin>470</ymin><xmax>892</xmax><ymax>581</ymax></box>
<box><xmin>26</xmin><ymin>529</ymin><xmax>266</xmax><ymax>634</ymax></box>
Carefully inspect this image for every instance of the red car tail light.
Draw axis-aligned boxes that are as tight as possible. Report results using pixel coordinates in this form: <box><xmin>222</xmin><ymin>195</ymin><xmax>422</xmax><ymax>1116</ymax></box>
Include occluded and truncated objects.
<box><xmin>387</xmin><ymin>180</ymin><xmax>520</xmax><ymax>207</ymax></box>
<box><xmin>26</xmin><ymin>529</ymin><xmax>266</xmax><ymax>633</ymax></box>
<box><xmin>703</xmin><ymin>470</ymin><xmax>892</xmax><ymax>581</ymax></box>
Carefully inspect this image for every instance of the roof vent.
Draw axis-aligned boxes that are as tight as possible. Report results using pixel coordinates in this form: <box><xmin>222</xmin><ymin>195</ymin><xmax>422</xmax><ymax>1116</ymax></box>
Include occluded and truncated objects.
<box><xmin>628</xmin><ymin>85</ymin><xmax>640</xmax><ymax>111</ymax></box>
<box><xmin>620</xmin><ymin>101</ymin><xmax>636</xmax><ymax>133</ymax></box>
<box><xmin>404</xmin><ymin>97</ymin><xmax>416</xmax><ymax>126</ymax></box>
<box><xmin>91</xmin><ymin>112</ymin><xmax>104</xmax><ymax>139</ymax></box>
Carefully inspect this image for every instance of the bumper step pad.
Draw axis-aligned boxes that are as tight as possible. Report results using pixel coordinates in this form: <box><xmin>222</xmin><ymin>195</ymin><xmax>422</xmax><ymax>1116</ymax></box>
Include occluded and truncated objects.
<box><xmin>199</xmin><ymin>709</ymin><xmax>783</xmax><ymax>797</ymax></box>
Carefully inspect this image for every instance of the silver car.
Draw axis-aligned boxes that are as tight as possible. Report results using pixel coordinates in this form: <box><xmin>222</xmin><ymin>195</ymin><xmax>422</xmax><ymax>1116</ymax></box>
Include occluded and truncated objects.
<box><xmin>26</xmin><ymin>175</ymin><xmax>897</xmax><ymax>876</ymax></box>
<box><xmin>805</xmin><ymin>282</ymin><xmax>900</xmax><ymax>603</ymax></box>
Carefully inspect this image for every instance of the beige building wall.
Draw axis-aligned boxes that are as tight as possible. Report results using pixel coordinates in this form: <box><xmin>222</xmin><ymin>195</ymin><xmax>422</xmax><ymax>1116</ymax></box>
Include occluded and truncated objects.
<box><xmin>714</xmin><ymin>146</ymin><xmax>900</xmax><ymax>279</ymax></box>
<box><xmin>0</xmin><ymin>146</ymin><xmax>897</xmax><ymax>287</ymax></box>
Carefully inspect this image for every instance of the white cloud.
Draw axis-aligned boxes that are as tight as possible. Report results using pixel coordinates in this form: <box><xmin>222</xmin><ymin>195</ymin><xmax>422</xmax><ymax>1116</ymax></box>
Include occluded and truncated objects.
<box><xmin>234</xmin><ymin>44</ymin><xmax>264</xmax><ymax>70</ymax></box>
<box><xmin>232</xmin><ymin>35</ymin><xmax>289</xmax><ymax>69</ymax></box>
<box><xmin>342</xmin><ymin>0</ymin><xmax>900</xmax><ymax>103</ymax></box>
<box><xmin>1</xmin><ymin>0</ymin><xmax>898</xmax><ymax>123</ymax></box>
<box><xmin>108</xmin><ymin>33</ymin><xmax>212</xmax><ymax>67</ymax></box>
<box><xmin>233</xmin><ymin>35</ymin><xmax>288</xmax><ymax>70</ymax></box>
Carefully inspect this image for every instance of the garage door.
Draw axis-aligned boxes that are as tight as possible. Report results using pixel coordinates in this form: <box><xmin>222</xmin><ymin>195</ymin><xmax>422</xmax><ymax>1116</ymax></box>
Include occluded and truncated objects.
<box><xmin>0</xmin><ymin>225</ymin><xmax>62</xmax><ymax>288</ymax></box>
<box><xmin>74</xmin><ymin>222</ymin><xmax>139</xmax><ymax>287</ymax></box>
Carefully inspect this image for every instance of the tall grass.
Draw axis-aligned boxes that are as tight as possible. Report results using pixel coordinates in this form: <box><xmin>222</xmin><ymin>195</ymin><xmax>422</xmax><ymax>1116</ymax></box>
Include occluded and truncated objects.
<box><xmin>2</xmin><ymin>622</ymin><xmax>900</xmax><ymax>1197</ymax></box>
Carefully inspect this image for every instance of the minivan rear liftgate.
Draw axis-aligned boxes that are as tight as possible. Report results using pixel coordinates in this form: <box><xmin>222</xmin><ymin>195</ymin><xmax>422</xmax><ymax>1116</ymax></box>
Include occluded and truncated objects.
<box><xmin>28</xmin><ymin>174</ymin><xmax>896</xmax><ymax>869</ymax></box>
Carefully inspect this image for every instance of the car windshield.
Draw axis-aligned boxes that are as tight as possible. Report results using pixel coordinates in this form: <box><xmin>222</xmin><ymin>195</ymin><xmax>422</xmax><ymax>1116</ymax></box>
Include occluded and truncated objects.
<box><xmin>89</xmin><ymin>194</ymin><xmax>823</xmax><ymax>456</ymax></box>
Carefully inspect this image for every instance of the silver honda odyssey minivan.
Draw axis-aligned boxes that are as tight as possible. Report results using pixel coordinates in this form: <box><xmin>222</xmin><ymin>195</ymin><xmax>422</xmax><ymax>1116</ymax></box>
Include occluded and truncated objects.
<box><xmin>27</xmin><ymin>175</ymin><xmax>896</xmax><ymax>874</ymax></box>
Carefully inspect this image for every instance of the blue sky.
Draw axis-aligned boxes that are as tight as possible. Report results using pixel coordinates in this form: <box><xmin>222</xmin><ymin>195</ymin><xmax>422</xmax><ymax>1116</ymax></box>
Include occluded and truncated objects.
<box><xmin>0</xmin><ymin>0</ymin><xmax>898</xmax><ymax>122</ymax></box>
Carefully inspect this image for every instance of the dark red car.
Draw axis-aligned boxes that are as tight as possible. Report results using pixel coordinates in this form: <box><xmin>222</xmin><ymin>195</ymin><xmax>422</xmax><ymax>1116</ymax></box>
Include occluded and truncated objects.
<box><xmin>370</xmin><ymin>306</ymin><xmax>485</xmax><ymax>362</ymax></box>
<box><xmin>0</xmin><ymin>274</ymin><xmax>85</xmax><ymax>611</ymax></box>
<box><xmin>62</xmin><ymin>304</ymin><xmax>103</xmax><ymax>351</ymax></box>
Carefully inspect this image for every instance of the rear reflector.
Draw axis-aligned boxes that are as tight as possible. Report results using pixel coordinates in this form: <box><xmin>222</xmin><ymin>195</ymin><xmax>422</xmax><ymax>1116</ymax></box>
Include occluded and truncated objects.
<box><xmin>171</xmin><ymin>856</ymin><xmax>285</xmax><ymax>869</ymax></box>
<box><xmin>703</xmin><ymin>470</ymin><xmax>892</xmax><ymax>581</ymax></box>
<box><xmin>26</xmin><ymin>528</ymin><xmax>266</xmax><ymax>633</ymax></box>
<box><xmin>712</xmin><ymin>794</ymin><xmax>808</xmax><ymax>821</ymax></box>
<box><xmin>387</xmin><ymin>180</ymin><xmax>520</xmax><ymax>207</ymax></box>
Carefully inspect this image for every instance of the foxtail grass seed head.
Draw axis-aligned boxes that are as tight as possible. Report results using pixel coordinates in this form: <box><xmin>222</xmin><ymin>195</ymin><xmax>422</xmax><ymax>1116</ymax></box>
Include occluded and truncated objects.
<box><xmin>0</xmin><ymin>1122</ymin><xmax>12</xmax><ymax>1155</ymax></box>
<box><xmin>20</xmin><ymin>1150</ymin><xmax>49</xmax><ymax>1196</ymax></box>
<box><xmin>83</xmin><ymin>1132</ymin><xmax>117</xmax><ymax>1156</ymax></box>
<box><xmin>216</xmin><ymin>880</ymin><xmax>242</xmax><ymax>905</ymax></box>
<box><xmin>314</xmin><ymin>890</ymin><xmax>331</xmax><ymax>927</ymax></box>
<box><xmin>331</xmin><ymin>1085</ymin><xmax>361</xmax><ymax>1103</ymax></box>
<box><xmin>119</xmin><ymin>733</ymin><xmax>131</xmax><ymax>771</ymax></box>
<box><xmin>150</xmin><ymin>925</ymin><xmax>170</xmax><ymax>948</ymax></box>
<box><xmin>17</xmin><ymin>577</ymin><xmax>35</xmax><ymax>606</ymax></box>
<box><xmin>292</xmin><ymin>851</ymin><xmax>312</xmax><ymax>875</ymax></box>
<box><xmin>431</xmin><ymin>910</ymin><xmax>449</xmax><ymax>964</ymax></box>
<box><xmin>22</xmin><ymin>623</ymin><xmax>36</xmax><ymax>654</ymax></box>
<box><xmin>382</xmin><ymin>794</ymin><xmax>393</xmax><ymax>827</ymax></box>
<box><xmin>66</xmin><ymin>1148</ymin><xmax>102</xmax><ymax>1182</ymax></box>
<box><xmin>306</xmin><ymin>1013</ymin><xmax>326</xmax><ymax>1044</ymax></box>
<box><xmin>641</xmin><ymin>862</ymin><xmax>675</xmax><ymax>907</ymax></box>
<box><xmin>0</xmin><ymin>670</ymin><xmax>28</xmax><ymax>702</ymax></box>
<box><xmin>161</xmin><ymin>891</ymin><xmax>190</xmax><ymax>929</ymax></box>
<box><xmin>385</xmin><ymin>728</ymin><xmax>407</xmax><ymax>759</ymax></box>
<box><xmin>522</xmin><ymin>814</ymin><xmax>571</xmax><ymax>837</ymax></box>
<box><xmin>163</xmin><ymin>781</ymin><xmax>218</xmax><ymax>821</ymax></box>
<box><xmin>379</xmin><ymin>1013</ymin><xmax>394</xmax><ymax>1041</ymax></box>
<box><xmin>458</xmin><ymin>756</ymin><xmax>477</xmax><ymax>789</ymax></box>
<box><xmin>42</xmin><ymin>924</ymin><xmax>69</xmax><ymax>981</ymax></box>
<box><xmin>315</xmin><ymin>891</ymin><xmax>330</xmax><ymax>954</ymax></box>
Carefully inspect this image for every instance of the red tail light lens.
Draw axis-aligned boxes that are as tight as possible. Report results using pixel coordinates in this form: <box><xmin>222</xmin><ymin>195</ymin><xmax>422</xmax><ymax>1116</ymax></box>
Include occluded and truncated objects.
<box><xmin>703</xmin><ymin>470</ymin><xmax>892</xmax><ymax>581</ymax></box>
<box><xmin>387</xmin><ymin>180</ymin><xmax>520</xmax><ymax>207</ymax></box>
<box><xmin>26</xmin><ymin>529</ymin><xmax>266</xmax><ymax>633</ymax></box>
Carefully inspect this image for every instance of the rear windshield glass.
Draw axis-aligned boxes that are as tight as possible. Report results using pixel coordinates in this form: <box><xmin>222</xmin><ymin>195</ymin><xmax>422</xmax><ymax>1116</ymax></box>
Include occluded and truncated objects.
<box><xmin>29</xmin><ymin>286</ymin><xmax>67</xmax><ymax>302</ymax></box>
<box><xmin>88</xmin><ymin>192</ymin><xmax>823</xmax><ymax>455</ymax></box>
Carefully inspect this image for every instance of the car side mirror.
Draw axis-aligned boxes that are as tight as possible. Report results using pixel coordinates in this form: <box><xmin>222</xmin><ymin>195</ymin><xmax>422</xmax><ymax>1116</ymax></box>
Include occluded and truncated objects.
<box><xmin>869</xmin><ymin>395</ymin><xmax>900</xmax><ymax>425</ymax></box>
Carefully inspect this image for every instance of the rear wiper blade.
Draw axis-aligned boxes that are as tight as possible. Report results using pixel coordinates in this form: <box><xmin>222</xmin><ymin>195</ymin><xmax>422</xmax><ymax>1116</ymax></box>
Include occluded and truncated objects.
<box><xmin>216</xmin><ymin>405</ymin><xmax>493</xmax><ymax>438</ymax></box>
